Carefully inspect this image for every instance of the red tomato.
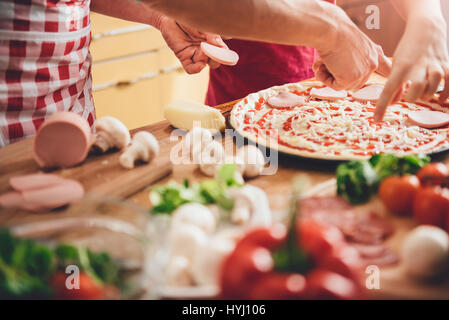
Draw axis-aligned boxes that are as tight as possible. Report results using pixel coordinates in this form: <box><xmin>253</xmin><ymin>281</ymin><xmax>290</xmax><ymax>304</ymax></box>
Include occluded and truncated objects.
<box><xmin>237</xmin><ymin>224</ymin><xmax>287</xmax><ymax>250</ymax></box>
<box><xmin>296</xmin><ymin>219</ymin><xmax>345</xmax><ymax>259</ymax></box>
<box><xmin>51</xmin><ymin>272</ymin><xmax>106</xmax><ymax>300</ymax></box>
<box><xmin>417</xmin><ymin>163</ymin><xmax>449</xmax><ymax>186</ymax></box>
<box><xmin>379</xmin><ymin>175</ymin><xmax>420</xmax><ymax>216</ymax></box>
<box><xmin>316</xmin><ymin>245</ymin><xmax>362</xmax><ymax>284</ymax></box>
<box><xmin>413</xmin><ymin>186</ymin><xmax>449</xmax><ymax>227</ymax></box>
<box><xmin>220</xmin><ymin>245</ymin><xmax>274</xmax><ymax>299</ymax></box>
<box><xmin>248</xmin><ymin>273</ymin><xmax>307</xmax><ymax>300</ymax></box>
<box><xmin>305</xmin><ymin>269</ymin><xmax>361</xmax><ymax>300</ymax></box>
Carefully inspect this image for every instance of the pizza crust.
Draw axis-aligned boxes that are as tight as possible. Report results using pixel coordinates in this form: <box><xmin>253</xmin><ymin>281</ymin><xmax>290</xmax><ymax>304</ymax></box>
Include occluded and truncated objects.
<box><xmin>230</xmin><ymin>80</ymin><xmax>449</xmax><ymax>161</ymax></box>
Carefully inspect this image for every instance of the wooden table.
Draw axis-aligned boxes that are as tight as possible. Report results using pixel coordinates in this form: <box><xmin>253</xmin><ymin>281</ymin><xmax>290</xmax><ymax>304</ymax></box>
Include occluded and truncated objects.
<box><xmin>1</xmin><ymin>79</ymin><xmax>449</xmax><ymax>299</ymax></box>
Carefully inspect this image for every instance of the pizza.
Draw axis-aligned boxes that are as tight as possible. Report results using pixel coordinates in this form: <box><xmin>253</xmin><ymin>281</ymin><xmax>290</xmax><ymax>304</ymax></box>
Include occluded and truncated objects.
<box><xmin>230</xmin><ymin>80</ymin><xmax>449</xmax><ymax>160</ymax></box>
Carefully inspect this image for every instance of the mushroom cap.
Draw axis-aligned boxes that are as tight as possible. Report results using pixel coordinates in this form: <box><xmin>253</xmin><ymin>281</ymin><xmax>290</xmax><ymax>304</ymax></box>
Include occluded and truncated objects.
<box><xmin>237</xmin><ymin>145</ymin><xmax>265</xmax><ymax>178</ymax></box>
<box><xmin>191</xmin><ymin>236</ymin><xmax>235</xmax><ymax>286</ymax></box>
<box><xmin>229</xmin><ymin>185</ymin><xmax>272</xmax><ymax>227</ymax></box>
<box><xmin>95</xmin><ymin>116</ymin><xmax>131</xmax><ymax>149</ymax></box>
<box><xmin>168</xmin><ymin>224</ymin><xmax>208</xmax><ymax>259</ymax></box>
<box><xmin>133</xmin><ymin>131</ymin><xmax>160</xmax><ymax>156</ymax></box>
<box><xmin>171</xmin><ymin>203</ymin><xmax>216</xmax><ymax>234</ymax></box>
<box><xmin>201</xmin><ymin>140</ymin><xmax>225</xmax><ymax>164</ymax></box>
<box><xmin>402</xmin><ymin>225</ymin><xmax>449</xmax><ymax>278</ymax></box>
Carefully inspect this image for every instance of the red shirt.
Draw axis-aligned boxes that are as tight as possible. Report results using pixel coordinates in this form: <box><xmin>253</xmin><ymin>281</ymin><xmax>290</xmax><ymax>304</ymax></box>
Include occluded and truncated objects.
<box><xmin>205</xmin><ymin>0</ymin><xmax>336</xmax><ymax>106</ymax></box>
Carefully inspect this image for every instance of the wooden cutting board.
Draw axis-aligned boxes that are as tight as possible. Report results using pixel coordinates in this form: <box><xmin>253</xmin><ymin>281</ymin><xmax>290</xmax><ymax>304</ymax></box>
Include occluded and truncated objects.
<box><xmin>0</xmin><ymin>123</ymin><xmax>173</xmax><ymax>200</ymax></box>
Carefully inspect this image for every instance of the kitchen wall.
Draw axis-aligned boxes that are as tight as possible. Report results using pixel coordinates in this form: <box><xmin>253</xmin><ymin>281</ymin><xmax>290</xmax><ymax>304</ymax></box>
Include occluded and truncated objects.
<box><xmin>90</xmin><ymin>13</ymin><xmax>209</xmax><ymax>130</ymax></box>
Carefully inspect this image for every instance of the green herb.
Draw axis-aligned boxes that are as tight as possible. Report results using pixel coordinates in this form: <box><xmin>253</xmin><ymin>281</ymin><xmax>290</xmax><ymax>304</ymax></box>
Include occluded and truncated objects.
<box><xmin>337</xmin><ymin>160</ymin><xmax>378</xmax><ymax>204</ymax></box>
<box><xmin>337</xmin><ymin>154</ymin><xmax>430</xmax><ymax>204</ymax></box>
<box><xmin>150</xmin><ymin>164</ymin><xmax>243</xmax><ymax>214</ymax></box>
<box><xmin>273</xmin><ymin>176</ymin><xmax>313</xmax><ymax>273</ymax></box>
<box><xmin>0</xmin><ymin>229</ymin><xmax>121</xmax><ymax>299</ymax></box>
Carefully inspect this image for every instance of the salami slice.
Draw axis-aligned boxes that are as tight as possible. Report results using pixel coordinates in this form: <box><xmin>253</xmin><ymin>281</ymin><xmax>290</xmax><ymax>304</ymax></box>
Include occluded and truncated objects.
<box><xmin>408</xmin><ymin>110</ymin><xmax>449</xmax><ymax>129</ymax></box>
<box><xmin>200</xmin><ymin>42</ymin><xmax>239</xmax><ymax>66</ymax></box>
<box><xmin>352</xmin><ymin>85</ymin><xmax>384</xmax><ymax>103</ymax></box>
<box><xmin>361</xmin><ymin>249</ymin><xmax>399</xmax><ymax>267</ymax></box>
<box><xmin>0</xmin><ymin>192</ymin><xmax>25</xmax><ymax>208</ymax></box>
<box><xmin>310</xmin><ymin>87</ymin><xmax>347</xmax><ymax>101</ymax></box>
<box><xmin>267</xmin><ymin>92</ymin><xmax>307</xmax><ymax>109</ymax></box>
<box><xmin>9</xmin><ymin>173</ymin><xmax>67</xmax><ymax>192</ymax></box>
<box><xmin>22</xmin><ymin>180</ymin><xmax>84</xmax><ymax>208</ymax></box>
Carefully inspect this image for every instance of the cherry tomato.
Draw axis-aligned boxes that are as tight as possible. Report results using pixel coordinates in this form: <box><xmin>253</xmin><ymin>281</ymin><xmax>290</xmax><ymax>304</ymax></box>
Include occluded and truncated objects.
<box><xmin>237</xmin><ymin>224</ymin><xmax>287</xmax><ymax>250</ymax></box>
<box><xmin>417</xmin><ymin>163</ymin><xmax>449</xmax><ymax>186</ymax></box>
<box><xmin>413</xmin><ymin>186</ymin><xmax>449</xmax><ymax>227</ymax></box>
<box><xmin>316</xmin><ymin>245</ymin><xmax>362</xmax><ymax>284</ymax></box>
<box><xmin>379</xmin><ymin>175</ymin><xmax>420</xmax><ymax>216</ymax></box>
<box><xmin>296</xmin><ymin>219</ymin><xmax>345</xmax><ymax>259</ymax></box>
<box><xmin>51</xmin><ymin>272</ymin><xmax>106</xmax><ymax>300</ymax></box>
<box><xmin>248</xmin><ymin>273</ymin><xmax>307</xmax><ymax>300</ymax></box>
<box><xmin>305</xmin><ymin>269</ymin><xmax>361</xmax><ymax>300</ymax></box>
<box><xmin>220</xmin><ymin>245</ymin><xmax>274</xmax><ymax>299</ymax></box>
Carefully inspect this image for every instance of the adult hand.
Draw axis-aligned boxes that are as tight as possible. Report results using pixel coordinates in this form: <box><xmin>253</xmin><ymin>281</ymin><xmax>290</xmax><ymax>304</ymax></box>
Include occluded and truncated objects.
<box><xmin>313</xmin><ymin>6</ymin><xmax>392</xmax><ymax>91</ymax></box>
<box><xmin>159</xmin><ymin>16</ymin><xmax>226</xmax><ymax>74</ymax></box>
<box><xmin>375</xmin><ymin>16</ymin><xmax>449</xmax><ymax>121</ymax></box>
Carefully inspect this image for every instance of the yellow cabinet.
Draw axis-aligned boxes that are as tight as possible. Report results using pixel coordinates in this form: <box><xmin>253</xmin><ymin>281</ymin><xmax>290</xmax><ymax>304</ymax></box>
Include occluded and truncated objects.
<box><xmin>90</xmin><ymin>13</ymin><xmax>209</xmax><ymax>130</ymax></box>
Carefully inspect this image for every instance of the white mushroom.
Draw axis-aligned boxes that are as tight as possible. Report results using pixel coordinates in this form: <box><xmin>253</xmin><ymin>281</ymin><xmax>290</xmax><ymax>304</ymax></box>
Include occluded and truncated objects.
<box><xmin>191</xmin><ymin>236</ymin><xmax>235</xmax><ymax>286</ymax></box>
<box><xmin>237</xmin><ymin>145</ymin><xmax>265</xmax><ymax>178</ymax></box>
<box><xmin>199</xmin><ymin>141</ymin><xmax>225</xmax><ymax>177</ymax></box>
<box><xmin>402</xmin><ymin>225</ymin><xmax>449</xmax><ymax>279</ymax></box>
<box><xmin>119</xmin><ymin>131</ymin><xmax>159</xmax><ymax>169</ymax></box>
<box><xmin>166</xmin><ymin>255</ymin><xmax>194</xmax><ymax>286</ymax></box>
<box><xmin>228</xmin><ymin>185</ymin><xmax>272</xmax><ymax>227</ymax></box>
<box><xmin>168</xmin><ymin>223</ymin><xmax>208</xmax><ymax>259</ymax></box>
<box><xmin>171</xmin><ymin>203</ymin><xmax>217</xmax><ymax>234</ymax></box>
<box><xmin>94</xmin><ymin>116</ymin><xmax>131</xmax><ymax>152</ymax></box>
<box><xmin>182</xmin><ymin>127</ymin><xmax>213</xmax><ymax>163</ymax></box>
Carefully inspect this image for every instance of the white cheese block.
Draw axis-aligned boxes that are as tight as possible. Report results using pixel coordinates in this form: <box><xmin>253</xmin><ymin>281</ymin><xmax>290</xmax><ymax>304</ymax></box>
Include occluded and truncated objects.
<box><xmin>164</xmin><ymin>100</ymin><xmax>226</xmax><ymax>131</ymax></box>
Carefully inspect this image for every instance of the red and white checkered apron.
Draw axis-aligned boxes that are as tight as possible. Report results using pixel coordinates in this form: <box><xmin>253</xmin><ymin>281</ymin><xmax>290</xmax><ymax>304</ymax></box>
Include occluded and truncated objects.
<box><xmin>0</xmin><ymin>0</ymin><xmax>95</xmax><ymax>147</ymax></box>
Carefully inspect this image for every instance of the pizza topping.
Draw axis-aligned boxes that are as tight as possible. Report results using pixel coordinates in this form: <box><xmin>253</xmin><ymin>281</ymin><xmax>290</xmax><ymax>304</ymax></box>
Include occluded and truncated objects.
<box><xmin>352</xmin><ymin>85</ymin><xmax>384</xmax><ymax>103</ymax></box>
<box><xmin>408</xmin><ymin>110</ymin><xmax>449</xmax><ymax>129</ymax></box>
<box><xmin>231</xmin><ymin>82</ymin><xmax>449</xmax><ymax>159</ymax></box>
<box><xmin>310</xmin><ymin>87</ymin><xmax>348</xmax><ymax>101</ymax></box>
<box><xmin>200</xmin><ymin>42</ymin><xmax>239</xmax><ymax>66</ymax></box>
<box><xmin>267</xmin><ymin>91</ymin><xmax>307</xmax><ymax>109</ymax></box>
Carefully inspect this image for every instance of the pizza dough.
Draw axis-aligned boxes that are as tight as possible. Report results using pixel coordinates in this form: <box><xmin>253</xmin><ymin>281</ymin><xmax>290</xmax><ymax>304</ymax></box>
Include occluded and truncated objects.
<box><xmin>200</xmin><ymin>42</ymin><xmax>239</xmax><ymax>66</ymax></box>
<box><xmin>230</xmin><ymin>80</ymin><xmax>449</xmax><ymax>160</ymax></box>
<box><xmin>267</xmin><ymin>91</ymin><xmax>307</xmax><ymax>108</ymax></box>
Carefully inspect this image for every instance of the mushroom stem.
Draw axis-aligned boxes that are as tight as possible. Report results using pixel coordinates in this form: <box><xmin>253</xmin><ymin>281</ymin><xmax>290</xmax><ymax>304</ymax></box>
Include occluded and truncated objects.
<box><xmin>94</xmin><ymin>131</ymin><xmax>112</xmax><ymax>153</ymax></box>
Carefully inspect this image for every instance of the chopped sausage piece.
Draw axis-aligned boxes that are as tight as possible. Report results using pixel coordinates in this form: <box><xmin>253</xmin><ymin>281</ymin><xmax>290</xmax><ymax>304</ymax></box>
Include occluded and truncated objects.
<box><xmin>352</xmin><ymin>85</ymin><xmax>384</xmax><ymax>103</ymax></box>
<box><xmin>267</xmin><ymin>92</ymin><xmax>307</xmax><ymax>109</ymax></box>
<box><xmin>310</xmin><ymin>87</ymin><xmax>348</xmax><ymax>101</ymax></box>
<box><xmin>22</xmin><ymin>180</ymin><xmax>84</xmax><ymax>208</ymax></box>
<box><xmin>408</xmin><ymin>110</ymin><xmax>449</xmax><ymax>129</ymax></box>
<box><xmin>9</xmin><ymin>173</ymin><xmax>67</xmax><ymax>192</ymax></box>
<box><xmin>200</xmin><ymin>42</ymin><xmax>239</xmax><ymax>66</ymax></box>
